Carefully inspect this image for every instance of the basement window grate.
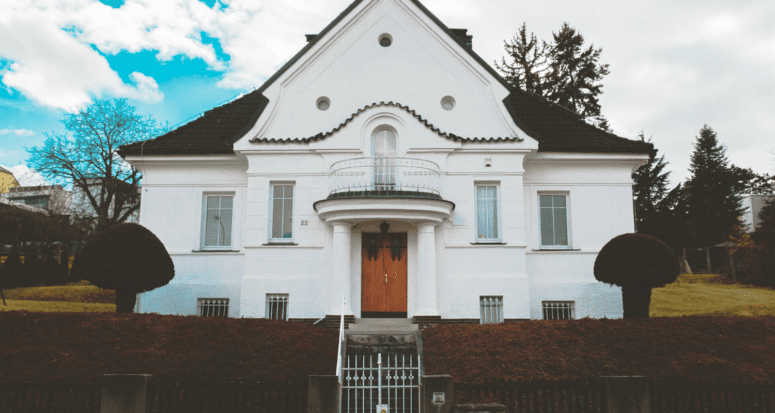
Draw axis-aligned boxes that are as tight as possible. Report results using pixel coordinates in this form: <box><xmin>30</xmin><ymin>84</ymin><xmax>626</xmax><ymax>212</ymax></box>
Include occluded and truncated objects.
<box><xmin>480</xmin><ymin>296</ymin><xmax>503</xmax><ymax>324</ymax></box>
<box><xmin>266</xmin><ymin>294</ymin><xmax>289</xmax><ymax>321</ymax></box>
<box><xmin>197</xmin><ymin>298</ymin><xmax>229</xmax><ymax>317</ymax></box>
<box><xmin>543</xmin><ymin>301</ymin><xmax>575</xmax><ymax>320</ymax></box>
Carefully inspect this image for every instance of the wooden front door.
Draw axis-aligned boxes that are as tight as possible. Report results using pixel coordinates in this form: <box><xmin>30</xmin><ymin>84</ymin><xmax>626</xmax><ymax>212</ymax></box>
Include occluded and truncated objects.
<box><xmin>361</xmin><ymin>233</ymin><xmax>408</xmax><ymax>317</ymax></box>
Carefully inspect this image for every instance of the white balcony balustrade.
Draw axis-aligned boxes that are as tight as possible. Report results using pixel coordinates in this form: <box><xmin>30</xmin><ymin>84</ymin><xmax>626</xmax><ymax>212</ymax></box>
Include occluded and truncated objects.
<box><xmin>328</xmin><ymin>157</ymin><xmax>442</xmax><ymax>197</ymax></box>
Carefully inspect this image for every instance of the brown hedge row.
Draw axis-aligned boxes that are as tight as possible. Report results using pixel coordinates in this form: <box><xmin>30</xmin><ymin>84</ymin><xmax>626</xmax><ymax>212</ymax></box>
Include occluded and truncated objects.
<box><xmin>422</xmin><ymin>316</ymin><xmax>775</xmax><ymax>382</ymax></box>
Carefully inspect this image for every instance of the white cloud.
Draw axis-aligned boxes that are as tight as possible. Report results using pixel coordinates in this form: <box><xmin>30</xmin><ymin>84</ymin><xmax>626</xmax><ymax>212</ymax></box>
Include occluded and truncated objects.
<box><xmin>0</xmin><ymin>128</ymin><xmax>34</xmax><ymax>136</ymax></box>
<box><xmin>2</xmin><ymin>164</ymin><xmax>47</xmax><ymax>186</ymax></box>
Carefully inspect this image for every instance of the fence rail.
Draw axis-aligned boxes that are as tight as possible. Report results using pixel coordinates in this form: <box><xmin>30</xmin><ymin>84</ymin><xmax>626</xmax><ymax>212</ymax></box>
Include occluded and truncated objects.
<box><xmin>454</xmin><ymin>379</ymin><xmax>606</xmax><ymax>413</ymax></box>
<box><xmin>651</xmin><ymin>381</ymin><xmax>775</xmax><ymax>413</ymax></box>
<box><xmin>148</xmin><ymin>381</ymin><xmax>308</xmax><ymax>413</ymax></box>
<box><xmin>0</xmin><ymin>381</ymin><xmax>102</xmax><ymax>413</ymax></box>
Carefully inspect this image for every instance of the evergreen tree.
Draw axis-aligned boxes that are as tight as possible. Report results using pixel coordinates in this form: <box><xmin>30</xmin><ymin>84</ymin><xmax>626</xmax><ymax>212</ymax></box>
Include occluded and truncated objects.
<box><xmin>497</xmin><ymin>22</ymin><xmax>611</xmax><ymax>129</ymax></box>
<box><xmin>685</xmin><ymin>125</ymin><xmax>745</xmax><ymax>247</ymax></box>
<box><xmin>632</xmin><ymin>133</ymin><xmax>671</xmax><ymax>238</ymax></box>
<box><xmin>0</xmin><ymin>251</ymin><xmax>22</xmax><ymax>289</ymax></box>
<box><xmin>545</xmin><ymin>23</ymin><xmax>611</xmax><ymax>128</ymax></box>
<box><xmin>495</xmin><ymin>23</ymin><xmax>550</xmax><ymax>95</ymax></box>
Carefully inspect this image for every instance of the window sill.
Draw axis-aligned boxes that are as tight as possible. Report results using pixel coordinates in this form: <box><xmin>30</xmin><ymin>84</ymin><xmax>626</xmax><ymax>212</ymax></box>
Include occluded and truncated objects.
<box><xmin>191</xmin><ymin>249</ymin><xmax>240</xmax><ymax>253</ymax></box>
<box><xmin>471</xmin><ymin>241</ymin><xmax>506</xmax><ymax>245</ymax></box>
<box><xmin>263</xmin><ymin>242</ymin><xmax>299</xmax><ymax>246</ymax></box>
<box><xmin>532</xmin><ymin>248</ymin><xmax>579</xmax><ymax>252</ymax></box>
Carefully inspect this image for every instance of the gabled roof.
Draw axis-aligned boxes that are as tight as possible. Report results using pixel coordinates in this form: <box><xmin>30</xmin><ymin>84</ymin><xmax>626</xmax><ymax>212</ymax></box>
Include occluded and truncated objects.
<box><xmin>119</xmin><ymin>0</ymin><xmax>652</xmax><ymax>157</ymax></box>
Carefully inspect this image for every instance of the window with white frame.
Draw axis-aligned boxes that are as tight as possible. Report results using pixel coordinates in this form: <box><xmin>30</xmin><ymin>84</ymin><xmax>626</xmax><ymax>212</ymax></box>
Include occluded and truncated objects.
<box><xmin>480</xmin><ymin>296</ymin><xmax>504</xmax><ymax>324</ymax></box>
<box><xmin>266</xmin><ymin>294</ymin><xmax>289</xmax><ymax>320</ymax></box>
<box><xmin>539</xmin><ymin>194</ymin><xmax>569</xmax><ymax>248</ymax></box>
<box><xmin>542</xmin><ymin>301</ymin><xmax>575</xmax><ymax>320</ymax></box>
<box><xmin>476</xmin><ymin>185</ymin><xmax>499</xmax><ymax>240</ymax></box>
<box><xmin>202</xmin><ymin>195</ymin><xmax>233</xmax><ymax>249</ymax></box>
<box><xmin>269</xmin><ymin>184</ymin><xmax>294</xmax><ymax>241</ymax></box>
<box><xmin>197</xmin><ymin>298</ymin><xmax>229</xmax><ymax>317</ymax></box>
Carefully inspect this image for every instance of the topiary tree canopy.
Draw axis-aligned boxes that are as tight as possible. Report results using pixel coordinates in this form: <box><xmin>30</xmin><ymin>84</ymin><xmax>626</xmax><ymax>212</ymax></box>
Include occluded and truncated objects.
<box><xmin>70</xmin><ymin>223</ymin><xmax>174</xmax><ymax>312</ymax></box>
<box><xmin>594</xmin><ymin>233</ymin><xmax>680</xmax><ymax>318</ymax></box>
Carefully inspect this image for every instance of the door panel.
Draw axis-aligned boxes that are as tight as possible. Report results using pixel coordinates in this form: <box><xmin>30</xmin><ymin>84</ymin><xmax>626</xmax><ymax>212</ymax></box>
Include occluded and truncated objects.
<box><xmin>361</xmin><ymin>234</ymin><xmax>383</xmax><ymax>312</ymax></box>
<box><xmin>384</xmin><ymin>234</ymin><xmax>407</xmax><ymax>312</ymax></box>
<box><xmin>361</xmin><ymin>233</ymin><xmax>407</xmax><ymax>314</ymax></box>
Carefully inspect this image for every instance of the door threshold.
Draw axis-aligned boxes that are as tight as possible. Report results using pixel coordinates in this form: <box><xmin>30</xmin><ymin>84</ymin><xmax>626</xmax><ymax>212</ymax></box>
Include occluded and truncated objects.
<box><xmin>360</xmin><ymin>312</ymin><xmax>407</xmax><ymax>319</ymax></box>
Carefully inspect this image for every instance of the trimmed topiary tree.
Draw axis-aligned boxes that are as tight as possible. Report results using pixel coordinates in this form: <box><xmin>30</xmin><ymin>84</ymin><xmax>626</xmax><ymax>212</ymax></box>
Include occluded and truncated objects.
<box><xmin>70</xmin><ymin>223</ymin><xmax>175</xmax><ymax>312</ymax></box>
<box><xmin>594</xmin><ymin>233</ymin><xmax>680</xmax><ymax>318</ymax></box>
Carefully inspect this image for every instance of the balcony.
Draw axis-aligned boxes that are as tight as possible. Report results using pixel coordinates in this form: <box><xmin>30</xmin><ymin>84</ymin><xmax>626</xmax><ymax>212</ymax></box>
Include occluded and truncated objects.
<box><xmin>327</xmin><ymin>157</ymin><xmax>442</xmax><ymax>199</ymax></box>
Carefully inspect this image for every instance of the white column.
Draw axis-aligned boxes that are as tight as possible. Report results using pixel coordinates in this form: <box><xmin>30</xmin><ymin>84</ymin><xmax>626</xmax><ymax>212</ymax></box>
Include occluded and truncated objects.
<box><xmin>416</xmin><ymin>221</ymin><xmax>440</xmax><ymax>316</ymax></box>
<box><xmin>330</xmin><ymin>221</ymin><xmax>354</xmax><ymax>315</ymax></box>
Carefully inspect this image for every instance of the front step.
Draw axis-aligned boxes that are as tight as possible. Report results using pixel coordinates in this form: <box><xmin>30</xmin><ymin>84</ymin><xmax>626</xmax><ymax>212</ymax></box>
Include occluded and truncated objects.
<box><xmin>353</xmin><ymin>318</ymin><xmax>414</xmax><ymax>325</ymax></box>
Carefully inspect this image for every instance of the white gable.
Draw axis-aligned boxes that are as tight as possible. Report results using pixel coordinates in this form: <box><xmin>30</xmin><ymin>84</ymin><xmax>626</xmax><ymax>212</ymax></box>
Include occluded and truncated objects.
<box><xmin>234</xmin><ymin>0</ymin><xmax>527</xmax><ymax>153</ymax></box>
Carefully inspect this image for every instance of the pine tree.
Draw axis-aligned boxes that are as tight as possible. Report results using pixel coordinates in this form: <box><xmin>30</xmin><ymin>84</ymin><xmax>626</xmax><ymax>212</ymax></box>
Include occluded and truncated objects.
<box><xmin>494</xmin><ymin>23</ymin><xmax>551</xmax><ymax>95</ymax></box>
<box><xmin>632</xmin><ymin>133</ymin><xmax>671</xmax><ymax>238</ymax></box>
<box><xmin>545</xmin><ymin>23</ymin><xmax>610</xmax><ymax>127</ymax></box>
<box><xmin>685</xmin><ymin>125</ymin><xmax>745</xmax><ymax>247</ymax></box>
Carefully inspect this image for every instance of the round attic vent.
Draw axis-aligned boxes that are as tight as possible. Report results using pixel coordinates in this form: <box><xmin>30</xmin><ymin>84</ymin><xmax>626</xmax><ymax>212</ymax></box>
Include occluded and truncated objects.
<box><xmin>441</xmin><ymin>96</ymin><xmax>456</xmax><ymax>111</ymax></box>
<box><xmin>316</xmin><ymin>96</ymin><xmax>331</xmax><ymax>111</ymax></box>
<box><xmin>379</xmin><ymin>33</ymin><xmax>393</xmax><ymax>47</ymax></box>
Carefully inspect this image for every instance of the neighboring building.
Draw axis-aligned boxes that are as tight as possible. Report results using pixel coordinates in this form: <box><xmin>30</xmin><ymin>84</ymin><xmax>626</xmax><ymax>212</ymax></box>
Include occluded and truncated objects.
<box><xmin>2</xmin><ymin>185</ymin><xmax>71</xmax><ymax>216</ymax></box>
<box><xmin>119</xmin><ymin>0</ymin><xmax>652</xmax><ymax>323</ymax></box>
<box><xmin>70</xmin><ymin>178</ymin><xmax>141</xmax><ymax>226</ymax></box>
<box><xmin>0</xmin><ymin>165</ymin><xmax>20</xmax><ymax>193</ymax></box>
<box><xmin>741</xmin><ymin>194</ymin><xmax>774</xmax><ymax>232</ymax></box>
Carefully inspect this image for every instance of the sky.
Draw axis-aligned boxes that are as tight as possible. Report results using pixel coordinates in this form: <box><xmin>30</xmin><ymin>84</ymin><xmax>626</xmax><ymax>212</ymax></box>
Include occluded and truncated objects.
<box><xmin>1</xmin><ymin>0</ymin><xmax>773</xmax><ymax>188</ymax></box>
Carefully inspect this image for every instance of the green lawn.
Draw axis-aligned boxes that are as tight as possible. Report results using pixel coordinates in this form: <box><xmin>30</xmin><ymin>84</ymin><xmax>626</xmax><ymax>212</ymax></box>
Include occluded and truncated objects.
<box><xmin>1</xmin><ymin>283</ymin><xmax>116</xmax><ymax>312</ymax></box>
<box><xmin>651</xmin><ymin>273</ymin><xmax>775</xmax><ymax>317</ymax></box>
<box><xmin>0</xmin><ymin>300</ymin><xmax>115</xmax><ymax>312</ymax></box>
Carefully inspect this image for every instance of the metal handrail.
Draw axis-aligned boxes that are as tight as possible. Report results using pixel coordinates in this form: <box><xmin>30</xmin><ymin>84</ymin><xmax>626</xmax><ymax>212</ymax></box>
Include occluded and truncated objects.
<box><xmin>335</xmin><ymin>298</ymin><xmax>346</xmax><ymax>383</ymax></box>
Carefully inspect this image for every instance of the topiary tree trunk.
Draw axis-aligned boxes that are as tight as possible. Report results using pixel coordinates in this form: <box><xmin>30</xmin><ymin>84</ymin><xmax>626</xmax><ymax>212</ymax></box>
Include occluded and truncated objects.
<box><xmin>621</xmin><ymin>285</ymin><xmax>653</xmax><ymax>319</ymax></box>
<box><xmin>116</xmin><ymin>289</ymin><xmax>137</xmax><ymax>313</ymax></box>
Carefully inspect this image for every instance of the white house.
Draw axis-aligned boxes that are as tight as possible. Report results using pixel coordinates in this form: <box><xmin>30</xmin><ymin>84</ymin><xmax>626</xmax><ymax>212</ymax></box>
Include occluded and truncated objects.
<box><xmin>119</xmin><ymin>0</ymin><xmax>651</xmax><ymax>324</ymax></box>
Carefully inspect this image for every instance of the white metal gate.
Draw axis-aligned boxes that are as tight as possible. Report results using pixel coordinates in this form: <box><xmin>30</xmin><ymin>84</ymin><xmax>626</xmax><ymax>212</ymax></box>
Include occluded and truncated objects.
<box><xmin>340</xmin><ymin>353</ymin><xmax>420</xmax><ymax>413</ymax></box>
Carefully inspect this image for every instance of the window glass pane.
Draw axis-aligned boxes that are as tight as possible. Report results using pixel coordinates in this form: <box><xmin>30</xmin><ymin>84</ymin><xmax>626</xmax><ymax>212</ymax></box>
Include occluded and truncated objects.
<box><xmin>487</xmin><ymin>186</ymin><xmax>497</xmax><ymax>198</ymax></box>
<box><xmin>553</xmin><ymin>195</ymin><xmax>566</xmax><ymax>208</ymax></box>
<box><xmin>540</xmin><ymin>208</ymin><xmax>554</xmax><ymax>245</ymax></box>
<box><xmin>554</xmin><ymin>207</ymin><xmax>568</xmax><ymax>246</ymax></box>
<box><xmin>207</xmin><ymin>196</ymin><xmax>220</xmax><ymax>209</ymax></box>
<box><xmin>282</xmin><ymin>198</ymin><xmax>293</xmax><ymax>238</ymax></box>
<box><xmin>220</xmin><ymin>209</ymin><xmax>233</xmax><ymax>246</ymax></box>
<box><xmin>283</xmin><ymin>185</ymin><xmax>293</xmax><ymax>198</ymax></box>
<box><xmin>476</xmin><ymin>198</ymin><xmax>488</xmax><ymax>238</ymax></box>
<box><xmin>539</xmin><ymin>195</ymin><xmax>552</xmax><ymax>208</ymax></box>
<box><xmin>204</xmin><ymin>210</ymin><xmax>219</xmax><ymax>246</ymax></box>
<box><xmin>220</xmin><ymin>196</ymin><xmax>233</xmax><ymax>209</ymax></box>
<box><xmin>272</xmin><ymin>198</ymin><xmax>284</xmax><ymax>238</ymax></box>
<box><xmin>490</xmin><ymin>199</ymin><xmax>498</xmax><ymax>239</ymax></box>
<box><xmin>273</xmin><ymin>186</ymin><xmax>283</xmax><ymax>198</ymax></box>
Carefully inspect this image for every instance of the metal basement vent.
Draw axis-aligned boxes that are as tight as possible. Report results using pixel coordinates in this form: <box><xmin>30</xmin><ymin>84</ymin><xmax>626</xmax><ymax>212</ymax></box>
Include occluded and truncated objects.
<box><xmin>266</xmin><ymin>294</ymin><xmax>289</xmax><ymax>320</ymax></box>
<box><xmin>341</xmin><ymin>353</ymin><xmax>420</xmax><ymax>413</ymax></box>
<box><xmin>197</xmin><ymin>298</ymin><xmax>229</xmax><ymax>317</ymax></box>
<box><xmin>543</xmin><ymin>300</ymin><xmax>575</xmax><ymax>320</ymax></box>
<box><xmin>480</xmin><ymin>296</ymin><xmax>503</xmax><ymax>324</ymax></box>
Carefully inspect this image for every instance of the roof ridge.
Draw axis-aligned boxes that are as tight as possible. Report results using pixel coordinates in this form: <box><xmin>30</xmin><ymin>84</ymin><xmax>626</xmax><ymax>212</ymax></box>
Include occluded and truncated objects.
<box><xmin>248</xmin><ymin>101</ymin><xmax>524</xmax><ymax>144</ymax></box>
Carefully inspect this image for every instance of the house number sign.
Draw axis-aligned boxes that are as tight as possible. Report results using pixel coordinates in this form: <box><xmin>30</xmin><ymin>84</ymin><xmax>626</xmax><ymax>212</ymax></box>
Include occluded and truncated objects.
<box><xmin>300</xmin><ymin>220</ymin><xmax>309</xmax><ymax>226</ymax></box>
<box><xmin>433</xmin><ymin>392</ymin><xmax>445</xmax><ymax>404</ymax></box>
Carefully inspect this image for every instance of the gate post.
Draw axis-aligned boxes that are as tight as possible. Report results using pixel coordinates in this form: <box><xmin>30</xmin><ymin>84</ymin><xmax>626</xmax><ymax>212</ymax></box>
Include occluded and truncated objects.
<box><xmin>309</xmin><ymin>375</ymin><xmax>340</xmax><ymax>413</ymax></box>
<box><xmin>100</xmin><ymin>374</ymin><xmax>151</xmax><ymax>413</ymax></box>
<box><xmin>422</xmin><ymin>375</ymin><xmax>454</xmax><ymax>413</ymax></box>
<box><xmin>602</xmin><ymin>376</ymin><xmax>650</xmax><ymax>413</ymax></box>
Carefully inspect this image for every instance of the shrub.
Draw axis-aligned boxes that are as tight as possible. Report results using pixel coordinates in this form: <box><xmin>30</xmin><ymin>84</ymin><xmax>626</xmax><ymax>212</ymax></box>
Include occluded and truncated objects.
<box><xmin>70</xmin><ymin>223</ymin><xmax>175</xmax><ymax>312</ymax></box>
<box><xmin>594</xmin><ymin>233</ymin><xmax>680</xmax><ymax>318</ymax></box>
<box><xmin>0</xmin><ymin>251</ymin><xmax>22</xmax><ymax>289</ymax></box>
